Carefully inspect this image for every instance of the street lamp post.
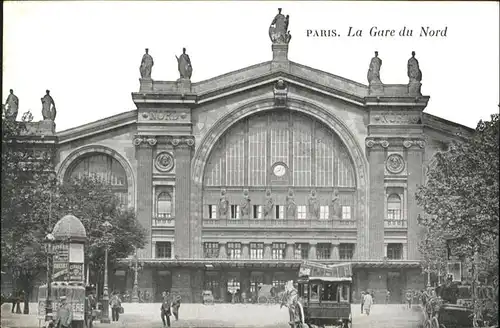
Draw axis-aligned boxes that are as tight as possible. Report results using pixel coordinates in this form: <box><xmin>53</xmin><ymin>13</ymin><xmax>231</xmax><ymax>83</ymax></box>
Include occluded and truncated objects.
<box><xmin>44</xmin><ymin>233</ymin><xmax>55</xmax><ymax>324</ymax></box>
<box><xmin>100</xmin><ymin>221</ymin><xmax>112</xmax><ymax>324</ymax></box>
<box><xmin>131</xmin><ymin>249</ymin><xmax>140</xmax><ymax>303</ymax></box>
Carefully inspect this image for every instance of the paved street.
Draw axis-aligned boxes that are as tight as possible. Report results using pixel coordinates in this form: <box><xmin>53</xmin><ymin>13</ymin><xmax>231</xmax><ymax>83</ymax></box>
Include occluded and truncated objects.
<box><xmin>2</xmin><ymin>303</ymin><xmax>423</xmax><ymax>328</ymax></box>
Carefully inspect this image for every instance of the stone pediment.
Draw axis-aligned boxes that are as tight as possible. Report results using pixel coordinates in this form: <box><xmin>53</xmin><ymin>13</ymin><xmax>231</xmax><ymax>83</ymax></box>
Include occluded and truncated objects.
<box><xmin>132</xmin><ymin>60</ymin><xmax>429</xmax><ymax>110</ymax></box>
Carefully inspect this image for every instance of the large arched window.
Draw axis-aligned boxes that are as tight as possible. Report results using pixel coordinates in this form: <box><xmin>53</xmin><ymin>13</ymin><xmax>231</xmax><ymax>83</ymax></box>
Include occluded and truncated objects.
<box><xmin>67</xmin><ymin>153</ymin><xmax>128</xmax><ymax>207</ymax></box>
<box><xmin>157</xmin><ymin>192</ymin><xmax>173</xmax><ymax>218</ymax></box>
<box><xmin>387</xmin><ymin>194</ymin><xmax>402</xmax><ymax>220</ymax></box>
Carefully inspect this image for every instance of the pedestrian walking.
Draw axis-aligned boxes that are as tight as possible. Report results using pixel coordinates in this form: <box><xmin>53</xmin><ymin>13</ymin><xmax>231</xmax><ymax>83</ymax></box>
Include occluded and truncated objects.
<box><xmin>385</xmin><ymin>290</ymin><xmax>391</xmax><ymax>304</ymax></box>
<box><xmin>10</xmin><ymin>292</ymin><xmax>16</xmax><ymax>313</ymax></box>
<box><xmin>160</xmin><ymin>291</ymin><xmax>172</xmax><ymax>328</ymax></box>
<box><xmin>110</xmin><ymin>291</ymin><xmax>122</xmax><ymax>322</ymax></box>
<box><xmin>55</xmin><ymin>296</ymin><xmax>73</xmax><ymax>328</ymax></box>
<box><xmin>363</xmin><ymin>291</ymin><xmax>373</xmax><ymax>315</ymax></box>
<box><xmin>360</xmin><ymin>291</ymin><xmax>365</xmax><ymax>314</ymax></box>
<box><xmin>172</xmin><ymin>293</ymin><xmax>181</xmax><ymax>321</ymax></box>
<box><xmin>85</xmin><ymin>286</ymin><xmax>97</xmax><ymax>328</ymax></box>
<box><xmin>406</xmin><ymin>290</ymin><xmax>413</xmax><ymax>309</ymax></box>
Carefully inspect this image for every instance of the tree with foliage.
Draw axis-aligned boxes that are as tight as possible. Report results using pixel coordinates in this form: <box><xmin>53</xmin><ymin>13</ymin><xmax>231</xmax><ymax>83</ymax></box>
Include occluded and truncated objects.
<box><xmin>416</xmin><ymin>113</ymin><xmax>499</xmax><ymax>324</ymax></box>
<box><xmin>2</xmin><ymin>108</ymin><xmax>147</xmax><ymax>313</ymax></box>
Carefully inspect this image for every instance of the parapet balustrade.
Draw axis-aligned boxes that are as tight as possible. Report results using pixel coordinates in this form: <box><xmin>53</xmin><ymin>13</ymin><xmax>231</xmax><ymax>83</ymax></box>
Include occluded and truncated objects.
<box><xmin>203</xmin><ymin>218</ymin><xmax>356</xmax><ymax>229</ymax></box>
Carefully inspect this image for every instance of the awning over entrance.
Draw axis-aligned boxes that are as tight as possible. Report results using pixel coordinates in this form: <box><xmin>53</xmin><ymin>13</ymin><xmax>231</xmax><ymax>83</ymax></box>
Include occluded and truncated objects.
<box><xmin>117</xmin><ymin>258</ymin><xmax>422</xmax><ymax>270</ymax></box>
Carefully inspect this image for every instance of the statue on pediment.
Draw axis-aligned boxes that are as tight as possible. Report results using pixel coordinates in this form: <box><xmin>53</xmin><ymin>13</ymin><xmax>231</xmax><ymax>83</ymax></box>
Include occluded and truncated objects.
<box><xmin>308</xmin><ymin>189</ymin><xmax>320</xmax><ymax>220</ymax></box>
<box><xmin>240</xmin><ymin>189</ymin><xmax>251</xmax><ymax>219</ymax></box>
<box><xmin>367</xmin><ymin>51</ymin><xmax>382</xmax><ymax>84</ymax></box>
<box><xmin>408</xmin><ymin>51</ymin><xmax>422</xmax><ymax>83</ymax></box>
<box><xmin>176</xmin><ymin>48</ymin><xmax>193</xmax><ymax>80</ymax></box>
<box><xmin>331</xmin><ymin>188</ymin><xmax>341</xmax><ymax>219</ymax></box>
<box><xmin>286</xmin><ymin>189</ymin><xmax>296</xmax><ymax>219</ymax></box>
<box><xmin>218</xmin><ymin>188</ymin><xmax>229</xmax><ymax>219</ymax></box>
<box><xmin>41</xmin><ymin>90</ymin><xmax>56</xmax><ymax>121</ymax></box>
<box><xmin>264</xmin><ymin>189</ymin><xmax>274</xmax><ymax>219</ymax></box>
<box><xmin>3</xmin><ymin>89</ymin><xmax>19</xmax><ymax>121</ymax></box>
<box><xmin>269</xmin><ymin>8</ymin><xmax>291</xmax><ymax>44</ymax></box>
<box><xmin>140</xmin><ymin>48</ymin><xmax>154</xmax><ymax>79</ymax></box>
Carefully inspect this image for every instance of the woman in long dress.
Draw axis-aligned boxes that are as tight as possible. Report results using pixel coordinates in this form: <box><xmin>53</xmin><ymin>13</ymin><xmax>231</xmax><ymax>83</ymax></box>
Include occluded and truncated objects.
<box><xmin>363</xmin><ymin>291</ymin><xmax>374</xmax><ymax>315</ymax></box>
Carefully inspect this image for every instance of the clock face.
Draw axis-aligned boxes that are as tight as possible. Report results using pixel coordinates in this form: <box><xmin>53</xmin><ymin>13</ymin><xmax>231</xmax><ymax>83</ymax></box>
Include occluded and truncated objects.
<box><xmin>273</xmin><ymin>163</ymin><xmax>287</xmax><ymax>177</ymax></box>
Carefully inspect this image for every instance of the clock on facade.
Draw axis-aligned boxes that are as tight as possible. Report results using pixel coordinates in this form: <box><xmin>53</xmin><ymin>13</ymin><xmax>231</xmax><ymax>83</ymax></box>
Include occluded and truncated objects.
<box><xmin>272</xmin><ymin>163</ymin><xmax>287</xmax><ymax>177</ymax></box>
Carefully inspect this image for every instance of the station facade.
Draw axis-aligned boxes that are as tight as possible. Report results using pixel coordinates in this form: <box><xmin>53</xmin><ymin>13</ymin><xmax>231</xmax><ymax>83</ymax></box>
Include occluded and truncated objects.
<box><xmin>12</xmin><ymin>11</ymin><xmax>473</xmax><ymax>303</ymax></box>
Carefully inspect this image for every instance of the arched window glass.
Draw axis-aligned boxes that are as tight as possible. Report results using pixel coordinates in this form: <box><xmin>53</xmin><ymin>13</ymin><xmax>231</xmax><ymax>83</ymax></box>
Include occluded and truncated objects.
<box><xmin>68</xmin><ymin>153</ymin><xmax>128</xmax><ymax>208</ymax></box>
<box><xmin>157</xmin><ymin>192</ymin><xmax>172</xmax><ymax>218</ymax></box>
<box><xmin>387</xmin><ymin>194</ymin><xmax>402</xmax><ymax>220</ymax></box>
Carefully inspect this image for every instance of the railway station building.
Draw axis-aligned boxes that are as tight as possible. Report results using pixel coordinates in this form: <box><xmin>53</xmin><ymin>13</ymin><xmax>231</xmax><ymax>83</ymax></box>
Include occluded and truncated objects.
<box><xmin>9</xmin><ymin>10</ymin><xmax>472</xmax><ymax>304</ymax></box>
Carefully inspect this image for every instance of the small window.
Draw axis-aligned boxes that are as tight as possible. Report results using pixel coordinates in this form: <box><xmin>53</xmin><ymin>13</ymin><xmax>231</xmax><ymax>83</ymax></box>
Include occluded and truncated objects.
<box><xmin>294</xmin><ymin>244</ymin><xmax>309</xmax><ymax>260</ymax></box>
<box><xmin>272</xmin><ymin>243</ymin><xmax>286</xmax><ymax>259</ymax></box>
<box><xmin>322</xmin><ymin>282</ymin><xmax>338</xmax><ymax>302</ymax></box>
<box><xmin>227</xmin><ymin>242</ymin><xmax>241</xmax><ymax>259</ymax></box>
<box><xmin>320</xmin><ymin>206</ymin><xmax>329</xmax><ymax>220</ymax></box>
<box><xmin>157</xmin><ymin>192</ymin><xmax>172</xmax><ymax>218</ymax></box>
<box><xmin>339</xmin><ymin>243</ymin><xmax>355</xmax><ymax>260</ymax></box>
<box><xmin>316</xmin><ymin>243</ymin><xmax>331</xmax><ymax>260</ymax></box>
<box><xmin>297</xmin><ymin>206</ymin><xmax>307</xmax><ymax>219</ymax></box>
<box><xmin>310</xmin><ymin>283</ymin><xmax>320</xmax><ymax>300</ymax></box>
<box><xmin>341</xmin><ymin>206</ymin><xmax>351</xmax><ymax>220</ymax></box>
<box><xmin>230</xmin><ymin>205</ymin><xmax>240</xmax><ymax>219</ymax></box>
<box><xmin>253</xmin><ymin>205</ymin><xmax>263</xmax><ymax>219</ymax></box>
<box><xmin>156</xmin><ymin>242</ymin><xmax>172</xmax><ymax>258</ymax></box>
<box><xmin>204</xmin><ymin>242</ymin><xmax>219</xmax><ymax>258</ymax></box>
<box><xmin>275</xmin><ymin>205</ymin><xmax>284</xmax><ymax>219</ymax></box>
<box><xmin>387</xmin><ymin>194</ymin><xmax>402</xmax><ymax>220</ymax></box>
<box><xmin>387</xmin><ymin>243</ymin><xmax>403</xmax><ymax>260</ymax></box>
<box><xmin>208</xmin><ymin>205</ymin><xmax>217</xmax><ymax>219</ymax></box>
<box><xmin>250</xmin><ymin>242</ymin><xmax>264</xmax><ymax>259</ymax></box>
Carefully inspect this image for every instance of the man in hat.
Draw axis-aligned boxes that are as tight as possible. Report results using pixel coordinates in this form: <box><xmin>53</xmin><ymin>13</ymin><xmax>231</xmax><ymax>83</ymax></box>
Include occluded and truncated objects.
<box><xmin>55</xmin><ymin>296</ymin><xmax>73</xmax><ymax>328</ymax></box>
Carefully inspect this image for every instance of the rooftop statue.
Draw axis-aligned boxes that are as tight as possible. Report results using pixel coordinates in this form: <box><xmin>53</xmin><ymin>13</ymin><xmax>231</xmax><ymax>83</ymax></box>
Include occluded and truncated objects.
<box><xmin>367</xmin><ymin>51</ymin><xmax>382</xmax><ymax>84</ymax></box>
<box><xmin>269</xmin><ymin>8</ymin><xmax>292</xmax><ymax>44</ymax></box>
<box><xmin>3</xmin><ymin>89</ymin><xmax>19</xmax><ymax>121</ymax></box>
<box><xmin>41</xmin><ymin>90</ymin><xmax>56</xmax><ymax>121</ymax></box>
<box><xmin>408</xmin><ymin>51</ymin><xmax>422</xmax><ymax>83</ymax></box>
<box><xmin>140</xmin><ymin>48</ymin><xmax>154</xmax><ymax>79</ymax></box>
<box><xmin>176</xmin><ymin>48</ymin><xmax>193</xmax><ymax>80</ymax></box>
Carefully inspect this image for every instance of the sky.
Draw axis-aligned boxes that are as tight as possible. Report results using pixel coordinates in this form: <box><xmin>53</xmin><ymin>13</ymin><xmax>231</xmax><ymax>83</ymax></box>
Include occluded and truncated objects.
<box><xmin>3</xmin><ymin>1</ymin><xmax>499</xmax><ymax>131</ymax></box>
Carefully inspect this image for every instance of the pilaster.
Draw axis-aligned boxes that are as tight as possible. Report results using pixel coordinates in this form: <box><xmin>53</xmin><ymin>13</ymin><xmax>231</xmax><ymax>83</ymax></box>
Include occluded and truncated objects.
<box><xmin>365</xmin><ymin>138</ymin><xmax>387</xmax><ymax>260</ymax></box>
<box><xmin>330</xmin><ymin>244</ymin><xmax>339</xmax><ymax>260</ymax></box>
<box><xmin>285</xmin><ymin>244</ymin><xmax>294</xmax><ymax>260</ymax></box>
<box><xmin>405</xmin><ymin>140</ymin><xmax>425</xmax><ymax>260</ymax></box>
<box><xmin>219</xmin><ymin>243</ymin><xmax>227</xmax><ymax>259</ymax></box>
<box><xmin>170</xmin><ymin>136</ymin><xmax>195</xmax><ymax>258</ymax></box>
<box><xmin>308</xmin><ymin>243</ymin><xmax>317</xmax><ymax>260</ymax></box>
<box><xmin>133</xmin><ymin>136</ymin><xmax>157</xmax><ymax>258</ymax></box>
<box><xmin>242</xmin><ymin>244</ymin><xmax>250</xmax><ymax>260</ymax></box>
<box><xmin>264</xmin><ymin>244</ymin><xmax>272</xmax><ymax>260</ymax></box>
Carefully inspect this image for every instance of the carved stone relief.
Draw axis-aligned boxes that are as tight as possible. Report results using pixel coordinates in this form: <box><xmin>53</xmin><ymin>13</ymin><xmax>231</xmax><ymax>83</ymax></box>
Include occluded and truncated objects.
<box><xmin>365</xmin><ymin>138</ymin><xmax>390</xmax><ymax>148</ymax></box>
<box><xmin>154</xmin><ymin>152</ymin><xmax>175</xmax><ymax>172</ymax></box>
<box><xmin>141</xmin><ymin>110</ymin><xmax>188</xmax><ymax>121</ymax></box>
<box><xmin>133</xmin><ymin>136</ymin><xmax>157</xmax><ymax>147</ymax></box>
<box><xmin>372</xmin><ymin>112</ymin><xmax>421</xmax><ymax>125</ymax></box>
<box><xmin>386</xmin><ymin>154</ymin><xmax>405</xmax><ymax>174</ymax></box>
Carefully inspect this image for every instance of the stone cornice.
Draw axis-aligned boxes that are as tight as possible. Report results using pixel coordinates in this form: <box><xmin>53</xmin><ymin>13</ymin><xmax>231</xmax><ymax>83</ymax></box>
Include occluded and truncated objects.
<box><xmin>365</xmin><ymin>137</ymin><xmax>426</xmax><ymax>149</ymax></box>
<box><xmin>133</xmin><ymin>135</ymin><xmax>195</xmax><ymax>148</ymax></box>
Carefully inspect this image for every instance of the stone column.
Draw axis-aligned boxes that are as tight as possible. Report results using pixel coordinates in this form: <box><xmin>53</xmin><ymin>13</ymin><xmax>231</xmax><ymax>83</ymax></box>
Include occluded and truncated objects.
<box><xmin>285</xmin><ymin>244</ymin><xmax>294</xmax><ymax>260</ymax></box>
<box><xmin>384</xmin><ymin>243</ymin><xmax>388</xmax><ymax>258</ymax></box>
<box><xmin>173</xmin><ymin>137</ymin><xmax>193</xmax><ymax>258</ymax></box>
<box><xmin>219</xmin><ymin>243</ymin><xmax>227</xmax><ymax>259</ymax></box>
<box><xmin>152</xmin><ymin>241</ymin><xmax>157</xmax><ymax>259</ymax></box>
<box><xmin>406</xmin><ymin>141</ymin><xmax>424</xmax><ymax>260</ymax></box>
<box><xmin>264</xmin><ymin>244</ymin><xmax>272</xmax><ymax>260</ymax></box>
<box><xmin>240</xmin><ymin>271</ymin><xmax>251</xmax><ymax>296</ymax></box>
<box><xmin>330</xmin><ymin>243</ymin><xmax>339</xmax><ymax>260</ymax></box>
<box><xmin>241</xmin><ymin>244</ymin><xmax>250</xmax><ymax>259</ymax></box>
<box><xmin>308</xmin><ymin>243</ymin><xmax>317</xmax><ymax>260</ymax></box>
<box><xmin>133</xmin><ymin>136</ymin><xmax>156</xmax><ymax>258</ymax></box>
<box><xmin>402</xmin><ymin>244</ymin><xmax>408</xmax><ymax>260</ymax></box>
<box><xmin>264</xmin><ymin>272</ymin><xmax>273</xmax><ymax>285</ymax></box>
<box><xmin>366</xmin><ymin>138</ymin><xmax>387</xmax><ymax>260</ymax></box>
